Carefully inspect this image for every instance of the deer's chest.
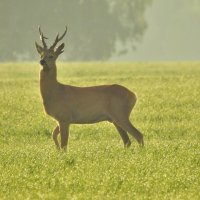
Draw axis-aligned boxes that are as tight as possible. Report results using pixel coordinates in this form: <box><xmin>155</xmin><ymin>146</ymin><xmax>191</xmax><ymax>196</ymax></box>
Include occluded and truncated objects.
<box><xmin>41</xmin><ymin>91</ymin><xmax>70</xmax><ymax>121</ymax></box>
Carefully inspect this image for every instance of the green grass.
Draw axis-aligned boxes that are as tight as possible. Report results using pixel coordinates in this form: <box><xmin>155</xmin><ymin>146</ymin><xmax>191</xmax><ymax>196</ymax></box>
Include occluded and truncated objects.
<box><xmin>0</xmin><ymin>62</ymin><xmax>200</xmax><ymax>199</ymax></box>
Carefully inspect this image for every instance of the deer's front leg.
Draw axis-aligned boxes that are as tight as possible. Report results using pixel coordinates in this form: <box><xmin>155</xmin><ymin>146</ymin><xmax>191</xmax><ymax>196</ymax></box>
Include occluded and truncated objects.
<box><xmin>52</xmin><ymin>126</ymin><xmax>60</xmax><ymax>149</ymax></box>
<box><xmin>59</xmin><ymin>122</ymin><xmax>69</xmax><ymax>151</ymax></box>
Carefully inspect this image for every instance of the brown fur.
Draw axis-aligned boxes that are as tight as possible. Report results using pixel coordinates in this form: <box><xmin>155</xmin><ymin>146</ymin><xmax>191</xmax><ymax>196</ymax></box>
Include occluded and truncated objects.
<box><xmin>35</xmin><ymin>28</ymin><xmax>144</xmax><ymax>150</ymax></box>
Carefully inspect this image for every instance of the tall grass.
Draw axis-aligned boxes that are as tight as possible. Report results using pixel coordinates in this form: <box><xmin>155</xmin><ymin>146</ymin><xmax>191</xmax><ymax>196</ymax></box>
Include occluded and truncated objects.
<box><xmin>0</xmin><ymin>62</ymin><xmax>199</xmax><ymax>199</ymax></box>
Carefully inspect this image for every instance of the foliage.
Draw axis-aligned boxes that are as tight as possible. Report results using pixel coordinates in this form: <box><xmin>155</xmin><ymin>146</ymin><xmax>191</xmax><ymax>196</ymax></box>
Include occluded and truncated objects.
<box><xmin>0</xmin><ymin>62</ymin><xmax>200</xmax><ymax>199</ymax></box>
<box><xmin>0</xmin><ymin>0</ymin><xmax>152</xmax><ymax>61</ymax></box>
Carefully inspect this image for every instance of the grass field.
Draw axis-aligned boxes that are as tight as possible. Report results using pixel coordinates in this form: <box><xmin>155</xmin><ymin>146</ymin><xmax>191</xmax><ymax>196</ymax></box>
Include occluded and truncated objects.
<box><xmin>0</xmin><ymin>62</ymin><xmax>200</xmax><ymax>199</ymax></box>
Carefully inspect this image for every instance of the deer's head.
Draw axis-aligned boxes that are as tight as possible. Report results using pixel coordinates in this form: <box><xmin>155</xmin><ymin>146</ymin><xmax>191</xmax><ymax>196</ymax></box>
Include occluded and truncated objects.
<box><xmin>35</xmin><ymin>27</ymin><xmax>67</xmax><ymax>71</ymax></box>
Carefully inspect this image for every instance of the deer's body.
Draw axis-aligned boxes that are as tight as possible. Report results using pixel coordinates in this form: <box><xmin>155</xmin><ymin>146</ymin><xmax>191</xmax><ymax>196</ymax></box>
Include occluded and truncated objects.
<box><xmin>36</xmin><ymin>27</ymin><xmax>144</xmax><ymax>150</ymax></box>
<box><xmin>41</xmin><ymin>69</ymin><xmax>136</xmax><ymax>124</ymax></box>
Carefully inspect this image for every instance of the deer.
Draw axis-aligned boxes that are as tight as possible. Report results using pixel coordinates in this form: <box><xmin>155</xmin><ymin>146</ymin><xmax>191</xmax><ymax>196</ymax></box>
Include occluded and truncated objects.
<box><xmin>35</xmin><ymin>27</ymin><xmax>144</xmax><ymax>151</ymax></box>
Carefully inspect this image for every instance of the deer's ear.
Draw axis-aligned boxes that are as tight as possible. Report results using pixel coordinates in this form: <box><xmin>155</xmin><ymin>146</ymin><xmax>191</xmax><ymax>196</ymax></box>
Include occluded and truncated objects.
<box><xmin>35</xmin><ymin>42</ymin><xmax>43</xmax><ymax>55</ymax></box>
<box><xmin>55</xmin><ymin>43</ymin><xmax>65</xmax><ymax>56</ymax></box>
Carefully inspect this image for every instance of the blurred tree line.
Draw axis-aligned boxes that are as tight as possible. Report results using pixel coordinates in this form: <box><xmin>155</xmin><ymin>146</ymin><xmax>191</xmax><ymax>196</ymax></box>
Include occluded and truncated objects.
<box><xmin>0</xmin><ymin>0</ymin><xmax>152</xmax><ymax>61</ymax></box>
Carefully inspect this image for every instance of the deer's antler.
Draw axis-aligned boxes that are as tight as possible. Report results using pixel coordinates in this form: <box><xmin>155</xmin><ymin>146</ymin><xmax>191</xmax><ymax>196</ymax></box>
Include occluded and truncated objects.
<box><xmin>38</xmin><ymin>26</ymin><xmax>48</xmax><ymax>49</ymax></box>
<box><xmin>50</xmin><ymin>26</ymin><xmax>67</xmax><ymax>50</ymax></box>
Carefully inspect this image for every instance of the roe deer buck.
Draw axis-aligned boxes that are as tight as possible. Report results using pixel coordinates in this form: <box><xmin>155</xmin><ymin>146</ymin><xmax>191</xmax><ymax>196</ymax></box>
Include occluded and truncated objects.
<box><xmin>35</xmin><ymin>27</ymin><xmax>144</xmax><ymax>150</ymax></box>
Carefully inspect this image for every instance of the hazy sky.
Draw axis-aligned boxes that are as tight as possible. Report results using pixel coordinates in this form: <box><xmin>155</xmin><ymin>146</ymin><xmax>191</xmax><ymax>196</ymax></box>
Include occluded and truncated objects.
<box><xmin>1</xmin><ymin>0</ymin><xmax>199</xmax><ymax>62</ymax></box>
<box><xmin>117</xmin><ymin>0</ymin><xmax>200</xmax><ymax>61</ymax></box>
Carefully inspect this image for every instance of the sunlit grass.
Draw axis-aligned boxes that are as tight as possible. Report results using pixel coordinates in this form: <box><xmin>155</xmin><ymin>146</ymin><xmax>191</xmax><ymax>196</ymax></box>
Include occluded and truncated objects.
<box><xmin>0</xmin><ymin>62</ymin><xmax>200</xmax><ymax>199</ymax></box>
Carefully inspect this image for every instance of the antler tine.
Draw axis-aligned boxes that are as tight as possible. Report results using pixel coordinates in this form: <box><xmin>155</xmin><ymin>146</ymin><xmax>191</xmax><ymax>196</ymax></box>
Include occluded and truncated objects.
<box><xmin>38</xmin><ymin>26</ymin><xmax>48</xmax><ymax>49</ymax></box>
<box><xmin>59</xmin><ymin>26</ymin><xmax>68</xmax><ymax>41</ymax></box>
<box><xmin>50</xmin><ymin>26</ymin><xmax>67</xmax><ymax>50</ymax></box>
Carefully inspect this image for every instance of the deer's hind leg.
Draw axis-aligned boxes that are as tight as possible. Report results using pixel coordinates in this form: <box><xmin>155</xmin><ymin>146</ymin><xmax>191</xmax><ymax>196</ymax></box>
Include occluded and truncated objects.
<box><xmin>52</xmin><ymin>126</ymin><xmax>60</xmax><ymax>149</ymax></box>
<box><xmin>113</xmin><ymin>123</ymin><xmax>131</xmax><ymax>148</ymax></box>
<box><xmin>117</xmin><ymin>119</ymin><xmax>144</xmax><ymax>146</ymax></box>
<box><xmin>109</xmin><ymin>110</ymin><xmax>144</xmax><ymax>146</ymax></box>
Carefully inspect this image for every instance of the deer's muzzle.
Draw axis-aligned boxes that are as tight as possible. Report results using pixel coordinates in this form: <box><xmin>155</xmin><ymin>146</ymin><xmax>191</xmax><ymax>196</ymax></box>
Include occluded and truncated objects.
<box><xmin>40</xmin><ymin>59</ymin><xmax>49</xmax><ymax>71</ymax></box>
<box><xmin>40</xmin><ymin>59</ymin><xmax>46</xmax><ymax>66</ymax></box>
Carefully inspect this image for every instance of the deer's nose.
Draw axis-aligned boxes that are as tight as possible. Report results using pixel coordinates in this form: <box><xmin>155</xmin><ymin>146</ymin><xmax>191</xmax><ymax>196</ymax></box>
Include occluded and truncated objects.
<box><xmin>40</xmin><ymin>59</ymin><xmax>46</xmax><ymax>65</ymax></box>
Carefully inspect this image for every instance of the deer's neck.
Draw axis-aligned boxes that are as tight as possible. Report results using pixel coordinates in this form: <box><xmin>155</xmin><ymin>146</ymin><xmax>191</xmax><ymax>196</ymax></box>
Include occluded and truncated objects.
<box><xmin>40</xmin><ymin>64</ymin><xmax>57</xmax><ymax>82</ymax></box>
<box><xmin>40</xmin><ymin>64</ymin><xmax>59</xmax><ymax>100</ymax></box>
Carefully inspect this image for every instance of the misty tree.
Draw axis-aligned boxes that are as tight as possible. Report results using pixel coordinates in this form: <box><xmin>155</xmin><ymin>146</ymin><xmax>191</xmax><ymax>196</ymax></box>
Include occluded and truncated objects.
<box><xmin>0</xmin><ymin>0</ymin><xmax>152</xmax><ymax>61</ymax></box>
